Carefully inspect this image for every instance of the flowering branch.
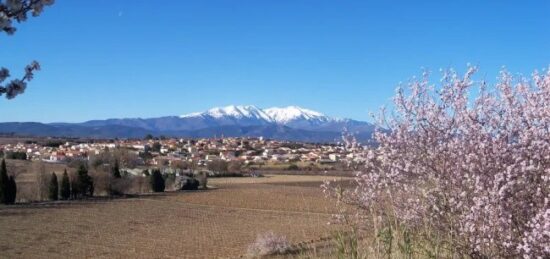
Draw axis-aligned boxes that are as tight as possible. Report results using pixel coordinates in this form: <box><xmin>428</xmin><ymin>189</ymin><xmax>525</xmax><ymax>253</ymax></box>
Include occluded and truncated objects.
<box><xmin>325</xmin><ymin>66</ymin><xmax>550</xmax><ymax>258</ymax></box>
<box><xmin>1</xmin><ymin>0</ymin><xmax>54</xmax><ymax>99</ymax></box>
<box><xmin>1</xmin><ymin>0</ymin><xmax>54</xmax><ymax>35</ymax></box>
<box><xmin>0</xmin><ymin>60</ymin><xmax>40</xmax><ymax>99</ymax></box>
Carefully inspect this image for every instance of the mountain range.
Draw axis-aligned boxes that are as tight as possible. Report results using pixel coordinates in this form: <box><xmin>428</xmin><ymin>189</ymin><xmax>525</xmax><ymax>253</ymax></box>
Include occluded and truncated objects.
<box><xmin>0</xmin><ymin>105</ymin><xmax>376</xmax><ymax>143</ymax></box>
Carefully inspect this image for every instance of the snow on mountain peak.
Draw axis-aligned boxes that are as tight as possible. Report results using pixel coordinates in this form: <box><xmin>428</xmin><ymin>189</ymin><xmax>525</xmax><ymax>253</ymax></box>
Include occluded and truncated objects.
<box><xmin>181</xmin><ymin>105</ymin><xmax>333</xmax><ymax>124</ymax></box>
<box><xmin>264</xmin><ymin>106</ymin><xmax>328</xmax><ymax>123</ymax></box>
<box><xmin>181</xmin><ymin>105</ymin><xmax>272</xmax><ymax>121</ymax></box>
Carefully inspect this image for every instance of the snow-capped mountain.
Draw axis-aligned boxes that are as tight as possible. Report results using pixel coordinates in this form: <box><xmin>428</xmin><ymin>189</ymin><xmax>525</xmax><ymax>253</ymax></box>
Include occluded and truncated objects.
<box><xmin>177</xmin><ymin>105</ymin><xmax>374</xmax><ymax>136</ymax></box>
<box><xmin>181</xmin><ymin>105</ymin><xmax>334</xmax><ymax>125</ymax></box>
<box><xmin>264</xmin><ymin>106</ymin><xmax>332</xmax><ymax>124</ymax></box>
<box><xmin>0</xmin><ymin>105</ymin><xmax>376</xmax><ymax>143</ymax></box>
<box><xmin>181</xmin><ymin>105</ymin><xmax>272</xmax><ymax>121</ymax></box>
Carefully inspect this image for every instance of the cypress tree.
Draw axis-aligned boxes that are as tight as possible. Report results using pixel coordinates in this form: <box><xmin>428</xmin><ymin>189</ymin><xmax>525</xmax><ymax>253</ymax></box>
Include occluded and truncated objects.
<box><xmin>6</xmin><ymin>176</ymin><xmax>16</xmax><ymax>204</ymax></box>
<box><xmin>150</xmin><ymin>169</ymin><xmax>165</xmax><ymax>192</ymax></box>
<box><xmin>76</xmin><ymin>164</ymin><xmax>93</xmax><ymax>197</ymax></box>
<box><xmin>49</xmin><ymin>173</ymin><xmax>58</xmax><ymax>200</ymax></box>
<box><xmin>0</xmin><ymin>159</ymin><xmax>8</xmax><ymax>204</ymax></box>
<box><xmin>60</xmin><ymin>170</ymin><xmax>70</xmax><ymax>200</ymax></box>
<box><xmin>76</xmin><ymin>165</ymin><xmax>85</xmax><ymax>197</ymax></box>
<box><xmin>70</xmin><ymin>176</ymin><xmax>78</xmax><ymax>199</ymax></box>
<box><xmin>112</xmin><ymin>159</ymin><xmax>121</xmax><ymax>178</ymax></box>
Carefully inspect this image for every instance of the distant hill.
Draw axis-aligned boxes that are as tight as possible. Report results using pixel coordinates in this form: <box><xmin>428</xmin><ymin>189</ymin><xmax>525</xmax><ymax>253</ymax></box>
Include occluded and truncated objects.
<box><xmin>0</xmin><ymin>105</ymin><xmax>376</xmax><ymax>143</ymax></box>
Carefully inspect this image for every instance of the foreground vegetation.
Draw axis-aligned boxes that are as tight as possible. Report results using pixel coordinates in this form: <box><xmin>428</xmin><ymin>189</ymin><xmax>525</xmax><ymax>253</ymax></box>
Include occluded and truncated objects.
<box><xmin>323</xmin><ymin>67</ymin><xmax>550</xmax><ymax>258</ymax></box>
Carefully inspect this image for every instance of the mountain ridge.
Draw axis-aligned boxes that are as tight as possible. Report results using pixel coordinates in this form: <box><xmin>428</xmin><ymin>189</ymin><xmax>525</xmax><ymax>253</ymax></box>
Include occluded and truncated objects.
<box><xmin>180</xmin><ymin>105</ymin><xmax>336</xmax><ymax>124</ymax></box>
<box><xmin>0</xmin><ymin>105</ymin><xmax>376</xmax><ymax>143</ymax></box>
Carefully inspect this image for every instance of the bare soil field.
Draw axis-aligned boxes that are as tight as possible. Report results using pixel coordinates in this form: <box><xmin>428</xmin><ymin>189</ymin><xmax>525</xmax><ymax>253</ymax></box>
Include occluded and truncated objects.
<box><xmin>0</xmin><ymin>175</ymin><xmax>350</xmax><ymax>258</ymax></box>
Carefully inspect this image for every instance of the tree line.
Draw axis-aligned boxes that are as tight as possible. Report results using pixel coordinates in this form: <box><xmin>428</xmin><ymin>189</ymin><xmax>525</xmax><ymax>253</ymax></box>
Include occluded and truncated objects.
<box><xmin>0</xmin><ymin>158</ymin><xmax>176</xmax><ymax>204</ymax></box>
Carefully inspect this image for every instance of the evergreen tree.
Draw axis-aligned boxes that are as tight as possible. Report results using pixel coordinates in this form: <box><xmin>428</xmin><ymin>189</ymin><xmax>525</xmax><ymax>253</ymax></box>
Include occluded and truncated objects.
<box><xmin>6</xmin><ymin>176</ymin><xmax>16</xmax><ymax>204</ymax></box>
<box><xmin>151</xmin><ymin>142</ymin><xmax>162</xmax><ymax>152</ymax></box>
<box><xmin>60</xmin><ymin>170</ymin><xmax>70</xmax><ymax>200</ymax></box>
<box><xmin>150</xmin><ymin>169</ymin><xmax>165</xmax><ymax>192</ymax></box>
<box><xmin>76</xmin><ymin>164</ymin><xmax>94</xmax><ymax>197</ymax></box>
<box><xmin>49</xmin><ymin>173</ymin><xmax>58</xmax><ymax>200</ymax></box>
<box><xmin>112</xmin><ymin>159</ymin><xmax>121</xmax><ymax>178</ymax></box>
<box><xmin>0</xmin><ymin>159</ymin><xmax>8</xmax><ymax>204</ymax></box>
<box><xmin>181</xmin><ymin>178</ymin><xmax>200</xmax><ymax>190</ymax></box>
<box><xmin>70</xmin><ymin>176</ymin><xmax>78</xmax><ymax>199</ymax></box>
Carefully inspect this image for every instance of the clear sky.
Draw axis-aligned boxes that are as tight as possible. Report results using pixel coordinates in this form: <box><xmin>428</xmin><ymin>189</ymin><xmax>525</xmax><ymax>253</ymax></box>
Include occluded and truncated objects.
<box><xmin>1</xmin><ymin>0</ymin><xmax>549</xmax><ymax>123</ymax></box>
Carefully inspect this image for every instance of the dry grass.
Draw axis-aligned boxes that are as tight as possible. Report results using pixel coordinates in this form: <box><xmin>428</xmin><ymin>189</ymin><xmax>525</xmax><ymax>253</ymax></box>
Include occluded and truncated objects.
<box><xmin>0</xmin><ymin>174</ymin><xmax>348</xmax><ymax>258</ymax></box>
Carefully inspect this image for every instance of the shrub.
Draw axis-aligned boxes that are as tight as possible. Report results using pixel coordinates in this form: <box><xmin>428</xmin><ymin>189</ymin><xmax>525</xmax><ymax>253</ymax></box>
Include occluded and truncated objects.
<box><xmin>207</xmin><ymin>172</ymin><xmax>244</xmax><ymax>178</ymax></box>
<box><xmin>99</xmin><ymin>164</ymin><xmax>132</xmax><ymax>196</ymax></box>
<box><xmin>181</xmin><ymin>178</ymin><xmax>199</xmax><ymax>190</ymax></box>
<box><xmin>287</xmin><ymin>164</ymin><xmax>299</xmax><ymax>170</ymax></box>
<box><xmin>109</xmin><ymin>177</ymin><xmax>132</xmax><ymax>196</ymax></box>
<box><xmin>247</xmin><ymin>231</ymin><xmax>290</xmax><ymax>257</ymax></box>
<box><xmin>324</xmin><ymin>67</ymin><xmax>550</xmax><ymax>258</ymax></box>
<box><xmin>4</xmin><ymin>151</ymin><xmax>27</xmax><ymax>160</ymax></box>
<box><xmin>150</xmin><ymin>169</ymin><xmax>165</xmax><ymax>192</ymax></box>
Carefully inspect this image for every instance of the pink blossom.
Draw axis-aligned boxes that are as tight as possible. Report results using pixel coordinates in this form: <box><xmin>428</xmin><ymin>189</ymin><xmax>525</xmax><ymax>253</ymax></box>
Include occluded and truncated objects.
<box><xmin>327</xmin><ymin>67</ymin><xmax>550</xmax><ymax>258</ymax></box>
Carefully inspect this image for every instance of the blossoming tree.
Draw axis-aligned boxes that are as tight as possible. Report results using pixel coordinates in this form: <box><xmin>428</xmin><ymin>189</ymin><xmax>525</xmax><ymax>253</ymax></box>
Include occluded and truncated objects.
<box><xmin>0</xmin><ymin>0</ymin><xmax>54</xmax><ymax>99</ymax></box>
<box><xmin>326</xmin><ymin>67</ymin><xmax>549</xmax><ymax>258</ymax></box>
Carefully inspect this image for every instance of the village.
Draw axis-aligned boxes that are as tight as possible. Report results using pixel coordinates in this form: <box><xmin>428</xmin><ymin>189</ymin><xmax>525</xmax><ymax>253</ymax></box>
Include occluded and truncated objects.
<box><xmin>0</xmin><ymin>136</ymin><xmax>365</xmax><ymax>175</ymax></box>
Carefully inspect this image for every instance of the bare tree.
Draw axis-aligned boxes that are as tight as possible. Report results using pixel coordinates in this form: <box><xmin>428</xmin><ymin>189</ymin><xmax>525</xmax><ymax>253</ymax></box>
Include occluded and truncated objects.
<box><xmin>32</xmin><ymin>161</ymin><xmax>48</xmax><ymax>200</ymax></box>
<box><xmin>207</xmin><ymin>160</ymin><xmax>228</xmax><ymax>173</ymax></box>
<box><xmin>227</xmin><ymin>161</ymin><xmax>242</xmax><ymax>173</ymax></box>
<box><xmin>170</xmin><ymin>160</ymin><xmax>189</xmax><ymax>171</ymax></box>
<box><xmin>112</xmin><ymin>148</ymin><xmax>141</xmax><ymax>169</ymax></box>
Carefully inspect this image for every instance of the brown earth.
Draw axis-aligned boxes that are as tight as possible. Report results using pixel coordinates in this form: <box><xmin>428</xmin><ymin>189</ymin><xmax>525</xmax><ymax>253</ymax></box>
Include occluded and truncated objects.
<box><xmin>0</xmin><ymin>175</ymin><xmax>350</xmax><ymax>258</ymax></box>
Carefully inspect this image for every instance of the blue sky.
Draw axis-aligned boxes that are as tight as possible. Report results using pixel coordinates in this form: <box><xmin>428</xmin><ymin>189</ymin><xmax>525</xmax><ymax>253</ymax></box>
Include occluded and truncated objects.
<box><xmin>1</xmin><ymin>0</ymin><xmax>549</xmax><ymax>122</ymax></box>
